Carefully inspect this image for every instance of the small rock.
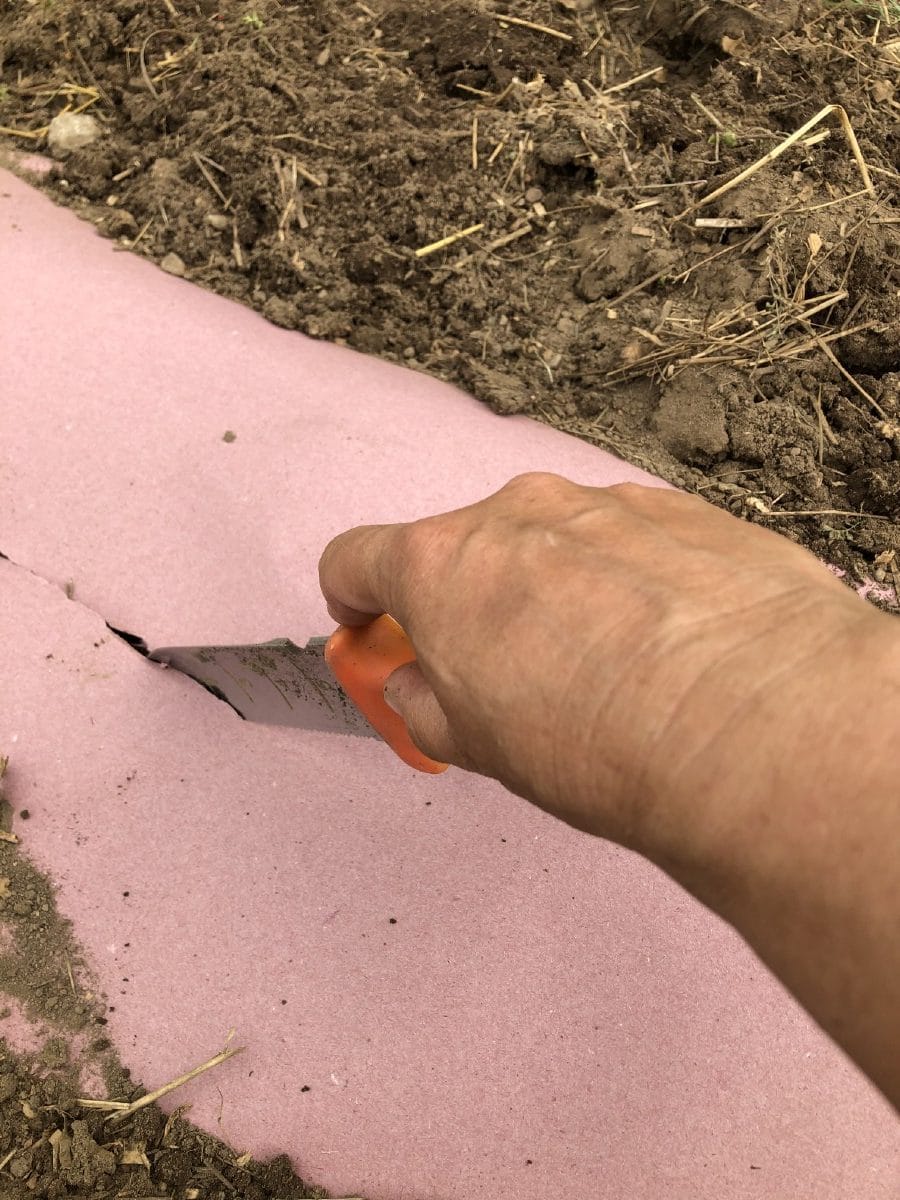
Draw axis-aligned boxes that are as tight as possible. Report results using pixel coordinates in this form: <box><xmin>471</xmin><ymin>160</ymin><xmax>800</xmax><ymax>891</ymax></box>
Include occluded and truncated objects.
<box><xmin>42</xmin><ymin>1037</ymin><xmax>69</xmax><ymax>1069</ymax></box>
<box><xmin>205</xmin><ymin>213</ymin><xmax>230</xmax><ymax>230</ymax></box>
<box><xmin>222</xmin><ymin>430</ymin><xmax>237</xmax><ymax>443</ymax></box>
<box><xmin>159</xmin><ymin>252</ymin><xmax>186</xmax><ymax>278</ymax></box>
<box><xmin>47</xmin><ymin>112</ymin><xmax>102</xmax><ymax>158</ymax></box>
<box><xmin>8</xmin><ymin>1154</ymin><xmax>30</xmax><ymax>1179</ymax></box>
<box><xmin>149</xmin><ymin>157</ymin><xmax>180</xmax><ymax>182</ymax></box>
<box><xmin>524</xmin><ymin>186</ymin><xmax>544</xmax><ymax>204</ymax></box>
<box><xmin>104</xmin><ymin>209</ymin><xmax>138</xmax><ymax>239</ymax></box>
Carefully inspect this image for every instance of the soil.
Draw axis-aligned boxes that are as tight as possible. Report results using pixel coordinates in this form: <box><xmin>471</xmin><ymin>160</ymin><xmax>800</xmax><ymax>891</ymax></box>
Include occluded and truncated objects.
<box><xmin>0</xmin><ymin>759</ymin><xmax>330</xmax><ymax>1200</ymax></box>
<box><xmin>4</xmin><ymin>0</ymin><xmax>900</xmax><ymax>594</ymax></box>
<box><xmin>0</xmin><ymin>0</ymin><xmax>900</xmax><ymax>1190</ymax></box>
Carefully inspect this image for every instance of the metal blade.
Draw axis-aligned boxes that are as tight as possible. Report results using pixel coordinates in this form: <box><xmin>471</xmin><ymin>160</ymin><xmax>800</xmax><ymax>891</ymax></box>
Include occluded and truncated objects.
<box><xmin>149</xmin><ymin>637</ymin><xmax>378</xmax><ymax>738</ymax></box>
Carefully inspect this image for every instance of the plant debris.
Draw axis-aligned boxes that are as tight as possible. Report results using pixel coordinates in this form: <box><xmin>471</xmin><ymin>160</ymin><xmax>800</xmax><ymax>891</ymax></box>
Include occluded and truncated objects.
<box><xmin>0</xmin><ymin>757</ymin><xmax>333</xmax><ymax>1199</ymax></box>
<box><xmin>3</xmin><ymin>0</ymin><xmax>900</xmax><ymax>594</ymax></box>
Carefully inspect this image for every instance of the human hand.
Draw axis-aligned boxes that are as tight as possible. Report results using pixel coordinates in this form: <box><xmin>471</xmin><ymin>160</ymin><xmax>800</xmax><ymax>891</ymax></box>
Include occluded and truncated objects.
<box><xmin>320</xmin><ymin>474</ymin><xmax>900</xmax><ymax>1105</ymax></box>
<box><xmin>318</xmin><ymin>473</ymin><xmax>882</xmax><ymax>867</ymax></box>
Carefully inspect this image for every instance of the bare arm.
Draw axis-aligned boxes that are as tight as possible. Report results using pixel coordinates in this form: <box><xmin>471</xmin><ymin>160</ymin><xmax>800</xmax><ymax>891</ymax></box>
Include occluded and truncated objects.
<box><xmin>319</xmin><ymin>473</ymin><xmax>900</xmax><ymax>1108</ymax></box>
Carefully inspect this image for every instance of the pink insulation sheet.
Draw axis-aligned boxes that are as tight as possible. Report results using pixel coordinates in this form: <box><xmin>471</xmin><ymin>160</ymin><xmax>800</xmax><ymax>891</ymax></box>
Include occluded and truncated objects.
<box><xmin>1</xmin><ymin>170</ymin><xmax>898</xmax><ymax>1199</ymax></box>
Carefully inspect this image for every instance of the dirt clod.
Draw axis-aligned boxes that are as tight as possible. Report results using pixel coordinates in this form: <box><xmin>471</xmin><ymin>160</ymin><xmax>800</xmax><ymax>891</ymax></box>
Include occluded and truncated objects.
<box><xmin>2</xmin><ymin>0</ymin><xmax>900</xmax><ymax>1182</ymax></box>
<box><xmin>3</xmin><ymin>0</ymin><xmax>897</xmax><ymax>593</ymax></box>
<box><xmin>47</xmin><ymin>111</ymin><xmax>101</xmax><ymax>158</ymax></box>
<box><xmin>655</xmin><ymin>370</ymin><xmax>730</xmax><ymax>465</ymax></box>
<box><xmin>0</xmin><ymin>758</ymin><xmax>331</xmax><ymax>1199</ymax></box>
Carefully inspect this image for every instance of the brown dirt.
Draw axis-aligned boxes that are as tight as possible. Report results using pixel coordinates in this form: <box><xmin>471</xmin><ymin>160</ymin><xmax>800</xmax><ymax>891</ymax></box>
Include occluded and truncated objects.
<box><xmin>1</xmin><ymin>4</ymin><xmax>900</xmax><ymax>1190</ymax></box>
<box><xmin>0</xmin><ymin>759</ymin><xmax>330</xmax><ymax>1200</ymax></box>
<box><xmin>4</xmin><ymin>1</ymin><xmax>900</xmax><ymax>593</ymax></box>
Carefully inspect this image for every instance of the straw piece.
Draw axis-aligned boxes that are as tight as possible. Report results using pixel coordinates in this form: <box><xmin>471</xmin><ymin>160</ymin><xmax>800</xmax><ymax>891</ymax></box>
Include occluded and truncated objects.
<box><xmin>492</xmin><ymin>13</ymin><xmax>572</xmax><ymax>41</ymax></box>
<box><xmin>677</xmin><ymin>104</ymin><xmax>875</xmax><ymax>220</ymax></box>
<box><xmin>602</xmin><ymin>66</ymin><xmax>666</xmax><ymax>95</ymax></box>
<box><xmin>97</xmin><ymin>1045</ymin><xmax>244</xmax><ymax>1126</ymax></box>
<box><xmin>415</xmin><ymin>224</ymin><xmax>484</xmax><ymax>258</ymax></box>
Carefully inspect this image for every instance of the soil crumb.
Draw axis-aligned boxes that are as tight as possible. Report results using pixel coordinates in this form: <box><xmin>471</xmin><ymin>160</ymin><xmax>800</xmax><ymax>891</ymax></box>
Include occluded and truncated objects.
<box><xmin>0</xmin><ymin>758</ymin><xmax>332</xmax><ymax>1200</ymax></box>
<box><xmin>4</xmin><ymin>1</ymin><xmax>900</xmax><ymax>594</ymax></box>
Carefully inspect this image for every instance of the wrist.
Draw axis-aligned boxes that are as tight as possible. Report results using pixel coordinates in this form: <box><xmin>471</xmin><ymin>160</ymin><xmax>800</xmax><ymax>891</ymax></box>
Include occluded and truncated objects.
<box><xmin>635</xmin><ymin>595</ymin><xmax>898</xmax><ymax>897</ymax></box>
<box><xmin>656</xmin><ymin>602</ymin><xmax>900</xmax><ymax>1103</ymax></box>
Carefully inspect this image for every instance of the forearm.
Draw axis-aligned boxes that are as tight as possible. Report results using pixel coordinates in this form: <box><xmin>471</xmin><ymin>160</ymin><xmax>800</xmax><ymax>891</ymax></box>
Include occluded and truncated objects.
<box><xmin>319</xmin><ymin>476</ymin><xmax>900</xmax><ymax>1106</ymax></box>
<box><xmin>661</xmin><ymin>613</ymin><xmax>900</xmax><ymax>1108</ymax></box>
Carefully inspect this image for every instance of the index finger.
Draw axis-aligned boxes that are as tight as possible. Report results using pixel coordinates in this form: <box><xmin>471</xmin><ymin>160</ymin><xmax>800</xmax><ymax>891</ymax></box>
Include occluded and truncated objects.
<box><xmin>318</xmin><ymin>523</ymin><xmax>411</xmax><ymax>628</ymax></box>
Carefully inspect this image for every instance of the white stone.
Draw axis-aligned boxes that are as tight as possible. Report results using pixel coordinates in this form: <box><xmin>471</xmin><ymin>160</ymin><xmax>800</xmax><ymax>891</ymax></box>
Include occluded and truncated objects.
<box><xmin>159</xmin><ymin>252</ymin><xmax>186</xmax><ymax>278</ymax></box>
<box><xmin>47</xmin><ymin>112</ymin><xmax>101</xmax><ymax>158</ymax></box>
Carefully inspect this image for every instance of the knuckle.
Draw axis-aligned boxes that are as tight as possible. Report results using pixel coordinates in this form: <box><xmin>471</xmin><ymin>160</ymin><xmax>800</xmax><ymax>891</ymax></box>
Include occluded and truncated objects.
<box><xmin>605</xmin><ymin>481</ymin><xmax>647</xmax><ymax>503</ymax></box>
<box><xmin>396</xmin><ymin>513</ymin><xmax>453</xmax><ymax>570</ymax></box>
<box><xmin>502</xmin><ymin>471</ymin><xmax>570</xmax><ymax>500</ymax></box>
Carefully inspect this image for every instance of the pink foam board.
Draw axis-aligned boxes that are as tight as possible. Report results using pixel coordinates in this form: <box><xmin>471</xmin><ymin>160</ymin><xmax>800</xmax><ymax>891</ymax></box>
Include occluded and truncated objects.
<box><xmin>1</xmin><ymin>172</ymin><xmax>898</xmax><ymax>1198</ymax></box>
<box><xmin>0</xmin><ymin>169</ymin><xmax>666</xmax><ymax>649</ymax></box>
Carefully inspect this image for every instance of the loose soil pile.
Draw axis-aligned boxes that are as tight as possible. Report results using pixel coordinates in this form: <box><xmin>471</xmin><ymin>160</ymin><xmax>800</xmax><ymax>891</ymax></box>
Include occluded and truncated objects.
<box><xmin>4</xmin><ymin>0</ymin><xmax>900</xmax><ymax>591</ymax></box>
<box><xmin>0</xmin><ymin>759</ymin><xmax>328</xmax><ymax>1199</ymax></box>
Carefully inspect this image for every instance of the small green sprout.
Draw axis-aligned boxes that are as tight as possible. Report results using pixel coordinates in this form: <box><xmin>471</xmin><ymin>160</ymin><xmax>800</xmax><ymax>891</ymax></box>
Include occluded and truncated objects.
<box><xmin>242</xmin><ymin>11</ymin><xmax>264</xmax><ymax>29</ymax></box>
<box><xmin>709</xmin><ymin>130</ymin><xmax>739</xmax><ymax>148</ymax></box>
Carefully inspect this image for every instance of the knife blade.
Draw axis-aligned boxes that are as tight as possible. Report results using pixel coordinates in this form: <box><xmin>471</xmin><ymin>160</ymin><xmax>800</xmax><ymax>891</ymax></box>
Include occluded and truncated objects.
<box><xmin>150</xmin><ymin>615</ymin><xmax>448</xmax><ymax>774</ymax></box>
<box><xmin>149</xmin><ymin>636</ymin><xmax>376</xmax><ymax>737</ymax></box>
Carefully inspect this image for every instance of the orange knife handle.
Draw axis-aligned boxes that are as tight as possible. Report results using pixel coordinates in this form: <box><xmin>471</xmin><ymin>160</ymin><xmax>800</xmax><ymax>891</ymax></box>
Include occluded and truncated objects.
<box><xmin>324</xmin><ymin>615</ymin><xmax>448</xmax><ymax>775</ymax></box>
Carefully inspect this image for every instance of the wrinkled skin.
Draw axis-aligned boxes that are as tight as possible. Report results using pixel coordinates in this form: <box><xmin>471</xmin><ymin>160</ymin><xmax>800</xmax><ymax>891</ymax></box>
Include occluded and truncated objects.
<box><xmin>320</xmin><ymin>473</ymin><xmax>900</xmax><ymax>1110</ymax></box>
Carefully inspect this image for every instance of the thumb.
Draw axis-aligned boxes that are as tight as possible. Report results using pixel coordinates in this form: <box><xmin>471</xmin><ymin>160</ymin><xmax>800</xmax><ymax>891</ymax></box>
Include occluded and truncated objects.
<box><xmin>383</xmin><ymin>661</ymin><xmax>460</xmax><ymax>767</ymax></box>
